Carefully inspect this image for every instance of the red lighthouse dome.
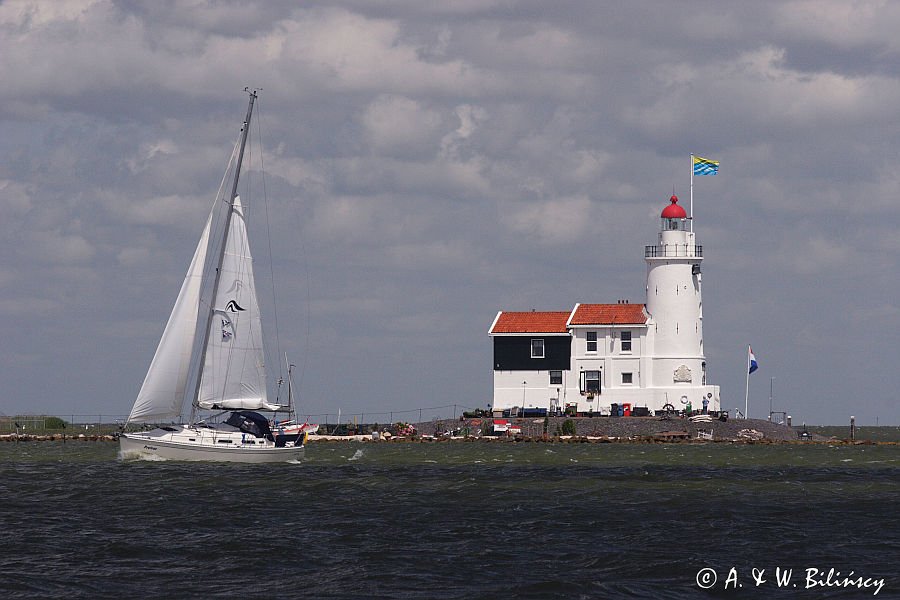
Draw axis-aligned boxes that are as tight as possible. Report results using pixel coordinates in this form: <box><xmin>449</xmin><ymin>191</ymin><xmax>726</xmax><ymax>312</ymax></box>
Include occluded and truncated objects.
<box><xmin>661</xmin><ymin>195</ymin><xmax>687</xmax><ymax>219</ymax></box>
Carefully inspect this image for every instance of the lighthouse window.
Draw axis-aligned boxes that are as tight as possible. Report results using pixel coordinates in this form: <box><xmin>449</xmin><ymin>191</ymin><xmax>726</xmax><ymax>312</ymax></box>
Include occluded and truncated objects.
<box><xmin>531</xmin><ymin>338</ymin><xmax>545</xmax><ymax>359</ymax></box>
<box><xmin>586</xmin><ymin>331</ymin><xmax>597</xmax><ymax>352</ymax></box>
<box><xmin>621</xmin><ymin>331</ymin><xmax>632</xmax><ymax>352</ymax></box>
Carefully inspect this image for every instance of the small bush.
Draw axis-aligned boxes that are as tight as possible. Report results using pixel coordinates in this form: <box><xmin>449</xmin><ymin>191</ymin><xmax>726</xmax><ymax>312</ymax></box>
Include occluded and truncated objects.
<box><xmin>561</xmin><ymin>419</ymin><xmax>577</xmax><ymax>436</ymax></box>
<box><xmin>44</xmin><ymin>416</ymin><xmax>68</xmax><ymax>430</ymax></box>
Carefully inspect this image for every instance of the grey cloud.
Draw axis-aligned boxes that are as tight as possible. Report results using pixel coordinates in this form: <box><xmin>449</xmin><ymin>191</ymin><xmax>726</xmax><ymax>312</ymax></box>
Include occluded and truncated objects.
<box><xmin>1</xmin><ymin>0</ymin><xmax>898</xmax><ymax>424</ymax></box>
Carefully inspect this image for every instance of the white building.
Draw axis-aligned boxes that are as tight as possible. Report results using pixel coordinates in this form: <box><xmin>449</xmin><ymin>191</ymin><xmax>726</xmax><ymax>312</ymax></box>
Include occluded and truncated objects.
<box><xmin>489</xmin><ymin>194</ymin><xmax>720</xmax><ymax>417</ymax></box>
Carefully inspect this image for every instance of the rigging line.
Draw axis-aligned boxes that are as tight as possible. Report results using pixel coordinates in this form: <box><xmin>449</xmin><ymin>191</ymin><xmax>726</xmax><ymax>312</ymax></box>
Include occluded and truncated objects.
<box><xmin>242</xmin><ymin>104</ymin><xmax>273</xmax><ymax>400</ymax></box>
<box><xmin>292</xmin><ymin>178</ymin><xmax>312</xmax><ymax>401</ymax></box>
<box><xmin>255</xmin><ymin>97</ymin><xmax>284</xmax><ymax>386</ymax></box>
<box><xmin>284</xmin><ymin>191</ymin><xmax>312</xmax><ymax>404</ymax></box>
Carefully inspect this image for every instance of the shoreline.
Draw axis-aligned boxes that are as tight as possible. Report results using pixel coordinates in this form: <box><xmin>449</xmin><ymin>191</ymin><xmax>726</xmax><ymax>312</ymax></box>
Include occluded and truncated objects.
<box><xmin>304</xmin><ymin>434</ymin><xmax>896</xmax><ymax>446</ymax></box>
<box><xmin>306</xmin><ymin>415</ymin><xmax>896</xmax><ymax>445</ymax></box>
<box><xmin>2</xmin><ymin>417</ymin><xmax>894</xmax><ymax>445</ymax></box>
<box><xmin>1</xmin><ymin>435</ymin><xmax>895</xmax><ymax>446</ymax></box>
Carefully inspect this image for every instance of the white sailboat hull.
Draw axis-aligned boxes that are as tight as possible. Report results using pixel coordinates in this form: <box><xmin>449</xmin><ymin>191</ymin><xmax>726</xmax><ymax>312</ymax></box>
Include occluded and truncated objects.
<box><xmin>120</xmin><ymin>426</ymin><xmax>304</xmax><ymax>463</ymax></box>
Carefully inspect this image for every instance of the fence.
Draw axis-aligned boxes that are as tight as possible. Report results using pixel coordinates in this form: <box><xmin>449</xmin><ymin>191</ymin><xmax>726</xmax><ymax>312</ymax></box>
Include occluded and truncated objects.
<box><xmin>0</xmin><ymin>415</ymin><xmax>129</xmax><ymax>434</ymax></box>
<box><xmin>0</xmin><ymin>404</ymin><xmax>480</xmax><ymax>433</ymax></box>
<box><xmin>294</xmin><ymin>404</ymin><xmax>480</xmax><ymax>427</ymax></box>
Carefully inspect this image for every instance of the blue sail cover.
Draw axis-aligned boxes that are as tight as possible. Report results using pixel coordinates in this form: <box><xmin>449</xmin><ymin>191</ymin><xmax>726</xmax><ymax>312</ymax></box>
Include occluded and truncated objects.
<box><xmin>225</xmin><ymin>411</ymin><xmax>273</xmax><ymax>440</ymax></box>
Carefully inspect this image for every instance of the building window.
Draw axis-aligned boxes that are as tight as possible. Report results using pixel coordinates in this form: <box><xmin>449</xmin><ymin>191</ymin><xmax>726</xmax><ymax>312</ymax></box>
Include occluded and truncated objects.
<box><xmin>531</xmin><ymin>338</ymin><xmax>544</xmax><ymax>359</ymax></box>
<box><xmin>621</xmin><ymin>331</ymin><xmax>632</xmax><ymax>352</ymax></box>
<box><xmin>622</xmin><ymin>372</ymin><xmax>633</xmax><ymax>385</ymax></box>
<box><xmin>550</xmin><ymin>370</ymin><xmax>562</xmax><ymax>385</ymax></box>
<box><xmin>580</xmin><ymin>370</ymin><xmax>600</xmax><ymax>394</ymax></box>
<box><xmin>586</xmin><ymin>331</ymin><xmax>597</xmax><ymax>352</ymax></box>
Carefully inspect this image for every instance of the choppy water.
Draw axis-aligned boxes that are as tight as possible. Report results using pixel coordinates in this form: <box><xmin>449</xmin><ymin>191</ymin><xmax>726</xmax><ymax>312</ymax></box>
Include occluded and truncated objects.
<box><xmin>1</xmin><ymin>441</ymin><xmax>898</xmax><ymax>599</ymax></box>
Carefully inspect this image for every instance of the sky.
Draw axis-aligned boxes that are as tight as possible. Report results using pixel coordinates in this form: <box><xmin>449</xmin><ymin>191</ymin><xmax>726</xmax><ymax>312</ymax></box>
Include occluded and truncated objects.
<box><xmin>2</xmin><ymin>0</ymin><xmax>899</xmax><ymax>426</ymax></box>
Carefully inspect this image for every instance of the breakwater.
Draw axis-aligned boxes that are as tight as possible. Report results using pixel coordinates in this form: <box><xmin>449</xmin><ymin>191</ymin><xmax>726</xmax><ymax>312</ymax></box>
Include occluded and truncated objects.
<box><xmin>4</xmin><ymin>417</ymin><xmax>898</xmax><ymax>444</ymax></box>
<box><xmin>0</xmin><ymin>433</ymin><xmax>116</xmax><ymax>442</ymax></box>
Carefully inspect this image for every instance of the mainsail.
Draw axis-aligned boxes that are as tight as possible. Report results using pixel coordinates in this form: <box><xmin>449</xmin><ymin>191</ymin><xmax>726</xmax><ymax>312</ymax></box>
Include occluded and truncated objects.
<box><xmin>197</xmin><ymin>195</ymin><xmax>278</xmax><ymax>411</ymax></box>
<box><xmin>128</xmin><ymin>213</ymin><xmax>213</xmax><ymax>423</ymax></box>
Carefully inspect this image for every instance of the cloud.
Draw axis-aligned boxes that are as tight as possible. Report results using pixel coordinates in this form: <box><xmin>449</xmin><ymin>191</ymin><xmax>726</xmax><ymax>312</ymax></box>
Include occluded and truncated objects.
<box><xmin>0</xmin><ymin>179</ymin><xmax>33</xmax><ymax>217</ymax></box>
<box><xmin>0</xmin><ymin>0</ymin><xmax>98</xmax><ymax>26</ymax></box>
<box><xmin>116</xmin><ymin>245</ymin><xmax>153</xmax><ymax>267</ymax></box>
<box><xmin>361</xmin><ymin>95</ymin><xmax>444</xmax><ymax>158</ymax></box>
<box><xmin>386</xmin><ymin>239</ymin><xmax>476</xmax><ymax>270</ymax></box>
<box><xmin>2</xmin><ymin>0</ymin><xmax>900</xmax><ymax>425</ymax></box>
<box><xmin>279</xmin><ymin>9</ymin><xmax>495</xmax><ymax>95</ymax></box>
<box><xmin>104</xmin><ymin>193</ymin><xmax>207</xmax><ymax>228</ymax></box>
<box><xmin>125</xmin><ymin>140</ymin><xmax>179</xmax><ymax>174</ymax></box>
<box><xmin>505</xmin><ymin>195</ymin><xmax>592</xmax><ymax>245</ymax></box>
<box><xmin>30</xmin><ymin>229</ymin><xmax>95</xmax><ymax>265</ymax></box>
<box><xmin>440</xmin><ymin>104</ymin><xmax>488</xmax><ymax>160</ymax></box>
<box><xmin>775</xmin><ymin>0</ymin><xmax>900</xmax><ymax>51</ymax></box>
<box><xmin>0</xmin><ymin>295</ymin><xmax>60</xmax><ymax>317</ymax></box>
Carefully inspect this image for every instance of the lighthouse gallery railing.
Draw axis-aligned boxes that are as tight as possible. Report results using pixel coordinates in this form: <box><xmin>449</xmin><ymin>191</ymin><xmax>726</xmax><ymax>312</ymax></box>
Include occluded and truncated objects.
<box><xmin>644</xmin><ymin>245</ymin><xmax>703</xmax><ymax>258</ymax></box>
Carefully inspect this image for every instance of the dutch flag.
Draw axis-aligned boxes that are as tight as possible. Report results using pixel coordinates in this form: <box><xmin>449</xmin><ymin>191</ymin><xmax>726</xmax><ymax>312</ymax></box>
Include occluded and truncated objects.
<box><xmin>748</xmin><ymin>346</ymin><xmax>759</xmax><ymax>375</ymax></box>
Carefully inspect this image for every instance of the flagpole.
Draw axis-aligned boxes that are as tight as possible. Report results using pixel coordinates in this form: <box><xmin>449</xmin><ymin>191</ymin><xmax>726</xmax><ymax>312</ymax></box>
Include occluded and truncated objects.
<box><xmin>744</xmin><ymin>345</ymin><xmax>750</xmax><ymax>419</ymax></box>
<box><xmin>689</xmin><ymin>153</ymin><xmax>694</xmax><ymax>232</ymax></box>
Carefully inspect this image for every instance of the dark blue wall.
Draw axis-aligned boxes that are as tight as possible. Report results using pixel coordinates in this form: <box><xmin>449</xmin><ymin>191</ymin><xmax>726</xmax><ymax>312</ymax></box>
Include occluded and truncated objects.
<box><xmin>493</xmin><ymin>336</ymin><xmax>571</xmax><ymax>371</ymax></box>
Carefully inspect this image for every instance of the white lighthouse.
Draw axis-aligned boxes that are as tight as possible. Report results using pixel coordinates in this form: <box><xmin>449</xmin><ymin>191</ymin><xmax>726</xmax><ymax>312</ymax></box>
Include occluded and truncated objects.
<box><xmin>488</xmin><ymin>193</ymin><xmax>720</xmax><ymax>417</ymax></box>
<box><xmin>644</xmin><ymin>195</ymin><xmax>718</xmax><ymax>410</ymax></box>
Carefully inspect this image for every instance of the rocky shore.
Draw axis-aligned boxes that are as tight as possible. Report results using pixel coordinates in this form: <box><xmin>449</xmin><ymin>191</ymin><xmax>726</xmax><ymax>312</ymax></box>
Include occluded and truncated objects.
<box><xmin>314</xmin><ymin>417</ymin><xmax>881</xmax><ymax>444</ymax></box>
<box><xmin>1</xmin><ymin>417</ymin><xmax>884</xmax><ymax>445</ymax></box>
<box><xmin>410</xmin><ymin>416</ymin><xmax>818</xmax><ymax>443</ymax></box>
<box><xmin>0</xmin><ymin>433</ymin><xmax>117</xmax><ymax>442</ymax></box>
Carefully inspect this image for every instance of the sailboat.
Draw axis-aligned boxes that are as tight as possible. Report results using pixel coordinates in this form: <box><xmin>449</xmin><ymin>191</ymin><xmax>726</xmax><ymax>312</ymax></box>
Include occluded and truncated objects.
<box><xmin>271</xmin><ymin>360</ymin><xmax>319</xmax><ymax>439</ymax></box>
<box><xmin>120</xmin><ymin>90</ymin><xmax>305</xmax><ymax>462</ymax></box>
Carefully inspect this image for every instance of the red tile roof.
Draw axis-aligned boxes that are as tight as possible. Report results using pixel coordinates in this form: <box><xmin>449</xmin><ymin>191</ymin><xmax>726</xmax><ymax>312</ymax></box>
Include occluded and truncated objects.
<box><xmin>568</xmin><ymin>303</ymin><xmax>647</xmax><ymax>326</ymax></box>
<box><xmin>490</xmin><ymin>311</ymin><xmax>571</xmax><ymax>334</ymax></box>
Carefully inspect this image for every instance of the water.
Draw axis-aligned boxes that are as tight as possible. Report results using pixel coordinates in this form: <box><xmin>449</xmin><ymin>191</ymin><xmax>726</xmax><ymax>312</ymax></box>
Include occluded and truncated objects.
<box><xmin>1</xmin><ymin>441</ymin><xmax>898</xmax><ymax>598</ymax></box>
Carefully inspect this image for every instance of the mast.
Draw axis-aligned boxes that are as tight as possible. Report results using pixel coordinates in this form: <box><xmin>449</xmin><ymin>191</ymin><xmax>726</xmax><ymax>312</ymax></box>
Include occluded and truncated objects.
<box><xmin>190</xmin><ymin>89</ymin><xmax>257</xmax><ymax>417</ymax></box>
<box><xmin>689</xmin><ymin>153</ymin><xmax>694</xmax><ymax>232</ymax></box>
<box><xmin>744</xmin><ymin>345</ymin><xmax>751</xmax><ymax>420</ymax></box>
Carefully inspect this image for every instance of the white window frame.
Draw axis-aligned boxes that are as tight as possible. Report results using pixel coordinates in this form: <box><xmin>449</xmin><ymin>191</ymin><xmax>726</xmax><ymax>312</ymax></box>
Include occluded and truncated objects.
<box><xmin>621</xmin><ymin>372</ymin><xmax>633</xmax><ymax>385</ymax></box>
<box><xmin>620</xmin><ymin>330</ymin><xmax>632</xmax><ymax>353</ymax></box>
<box><xmin>549</xmin><ymin>370</ymin><xmax>562</xmax><ymax>385</ymax></box>
<box><xmin>586</xmin><ymin>331</ymin><xmax>598</xmax><ymax>353</ymax></box>
<box><xmin>531</xmin><ymin>338</ymin><xmax>545</xmax><ymax>359</ymax></box>
<box><xmin>580</xmin><ymin>370</ymin><xmax>601</xmax><ymax>395</ymax></box>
